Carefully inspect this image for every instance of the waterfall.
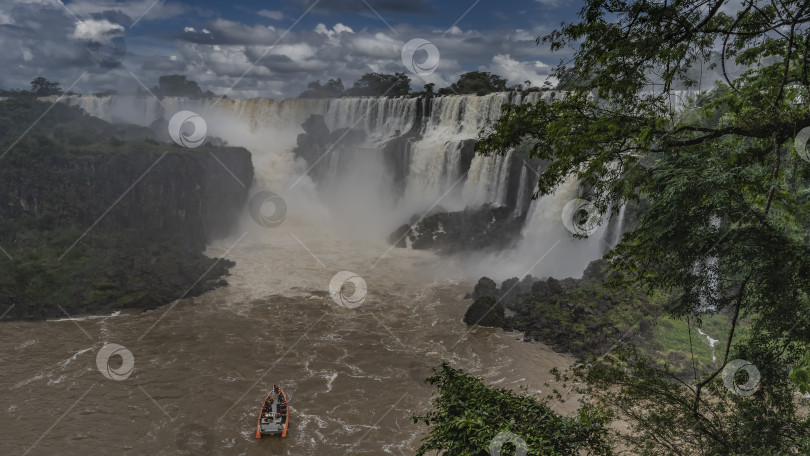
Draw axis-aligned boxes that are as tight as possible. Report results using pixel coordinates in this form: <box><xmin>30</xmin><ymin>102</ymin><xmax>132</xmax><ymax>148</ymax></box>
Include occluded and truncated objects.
<box><xmin>59</xmin><ymin>92</ymin><xmax>542</xmax><ymax>220</ymax></box>
<box><xmin>56</xmin><ymin>91</ymin><xmax>606</xmax><ymax>277</ymax></box>
<box><xmin>512</xmin><ymin>163</ymin><xmax>531</xmax><ymax>218</ymax></box>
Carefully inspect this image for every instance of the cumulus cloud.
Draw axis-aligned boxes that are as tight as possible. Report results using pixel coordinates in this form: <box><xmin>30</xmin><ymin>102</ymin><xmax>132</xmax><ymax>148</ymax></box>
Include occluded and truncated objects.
<box><xmin>72</xmin><ymin>18</ymin><xmax>124</xmax><ymax>39</ymax></box>
<box><xmin>482</xmin><ymin>54</ymin><xmax>554</xmax><ymax>87</ymax></box>
<box><xmin>314</xmin><ymin>22</ymin><xmax>354</xmax><ymax>40</ymax></box>
<box><xmin>0</xmin><ymin>0</ymin><xmax>566</xmax><ymax>98</ymax></box>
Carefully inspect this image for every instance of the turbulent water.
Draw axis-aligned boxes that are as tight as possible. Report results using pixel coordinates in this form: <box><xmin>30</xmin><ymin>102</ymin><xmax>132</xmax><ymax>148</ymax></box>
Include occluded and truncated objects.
<box><xmin>2</xmin><ymin>92</ymin><xmax>614</xmax><ymax>455</ymax></box>
<box><xmin>1</xmin><ymin>230</ymin><xmax>578</xmax><ymax>455</ymax></box>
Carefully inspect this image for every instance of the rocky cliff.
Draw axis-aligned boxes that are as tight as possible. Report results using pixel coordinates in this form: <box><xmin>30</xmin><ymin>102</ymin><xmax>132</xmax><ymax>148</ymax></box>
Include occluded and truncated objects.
<box><xmin>0</xmin><ymin>99</ymin><xmax>253</xmax><ymax>319</ymax></box>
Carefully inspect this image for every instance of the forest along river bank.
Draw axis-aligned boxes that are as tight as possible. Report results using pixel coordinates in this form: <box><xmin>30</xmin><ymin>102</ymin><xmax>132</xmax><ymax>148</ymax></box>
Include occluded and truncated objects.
<box><xmin>0</xmin><ymin>225</ymin><xmax>579</xmax><ymax>455</ymax></box>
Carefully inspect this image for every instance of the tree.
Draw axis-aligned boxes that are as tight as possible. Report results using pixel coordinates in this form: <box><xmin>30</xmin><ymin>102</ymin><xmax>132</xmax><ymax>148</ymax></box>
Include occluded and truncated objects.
<box><xmin>30</xmin><ymin>77</ymin><xmax>62</xmax><ymax>96</ymax></box>
<box><xmin>152</xmin><ymin>74</ymin><xmax>203</xmax><ymax>98</ymax></box>
<box><xmin>439</xmin><ymin>71</ymin><xmax>508</xmax><ymax>95</ymax></box>
<box><xmin>345</xmin><ymin>72</ymin><xmax>410</xmax><ymax>97</ymax></box>
<box><xmin>424</xmin><ymin>82</ymin><xmax>435</xmax><ymax>94</ymax></box>
<box><xmin>298</xmin><ymin>78</ymin><xmax>345</xmax><ymax>98</ymax></box>
<box><xmin>412</xmin><ymin>363</ymin><xmax>612</xmax><ymax>456</ymax></box>
<box><xmin>474</xmin><ymin>0</ymin><xmax>810</xmax><ymax>454</ymax></box>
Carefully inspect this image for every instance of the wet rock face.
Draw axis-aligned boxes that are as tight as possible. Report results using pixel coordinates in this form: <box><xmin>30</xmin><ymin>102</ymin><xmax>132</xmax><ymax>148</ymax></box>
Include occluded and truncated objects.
<box><xmin>1</xmin><ymin>145</ymin><xmax>253</xmax><ymax>249</ymax></box>
<box><xmin>471</xmin><ymin>277</ymin><xmax>498</xmax><ymax>300</ymax></box>
<box><xmin>0</xmin><ymin>100</ymin><xmax>254</xmax><ymax>319</ymax></box>
<box><xmin>386</xmin><ymin>203</ymin><xmax>526</xmax><ymax>255</ymax></box>
<box><xmin>293</xmin><ymin>114</ymin><xmax>368</xmax><ymax>185</ymax></box>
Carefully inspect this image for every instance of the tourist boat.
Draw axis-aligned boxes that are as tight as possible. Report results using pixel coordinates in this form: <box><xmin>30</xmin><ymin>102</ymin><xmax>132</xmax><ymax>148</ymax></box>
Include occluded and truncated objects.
<box><xmin>256</xmin><ymin>384</ymin><xmax>289</xmax><ymax>438</ymax></box>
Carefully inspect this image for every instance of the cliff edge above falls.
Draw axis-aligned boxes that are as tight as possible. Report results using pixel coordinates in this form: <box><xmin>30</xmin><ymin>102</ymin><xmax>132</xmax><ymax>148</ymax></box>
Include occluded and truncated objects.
<box><xmin>0</xmin><ymin>98</ymin><xmax>253</xmax><ymax>320</ymax></box>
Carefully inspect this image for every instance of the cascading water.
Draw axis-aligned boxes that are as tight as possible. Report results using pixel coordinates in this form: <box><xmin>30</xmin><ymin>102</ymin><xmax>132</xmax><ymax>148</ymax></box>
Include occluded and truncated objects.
<box><xmin>57</xmin><ymin>91</ymin><xmax>620</xmax><ymax>280</ymax></box>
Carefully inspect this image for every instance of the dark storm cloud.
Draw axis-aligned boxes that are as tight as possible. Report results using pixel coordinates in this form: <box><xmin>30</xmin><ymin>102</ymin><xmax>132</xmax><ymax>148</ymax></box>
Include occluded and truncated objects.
<box><xmin>142</xmin><ymin>56</ymin><xmax>187</xmax><ymax>72</ymax></box>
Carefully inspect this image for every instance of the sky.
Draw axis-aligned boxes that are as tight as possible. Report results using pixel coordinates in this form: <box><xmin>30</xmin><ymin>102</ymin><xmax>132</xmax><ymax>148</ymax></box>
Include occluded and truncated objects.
<box><xmin>0</xmin><ymin>0</ymin><xmax>584</xmax><ymax>98</ymax></box>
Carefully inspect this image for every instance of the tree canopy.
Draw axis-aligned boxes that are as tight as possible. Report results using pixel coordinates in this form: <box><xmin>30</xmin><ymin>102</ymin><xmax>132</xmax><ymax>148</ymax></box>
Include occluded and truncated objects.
<box><xmin>345</xmin><ymin>71</ymin><xmax>411</xmax><ymax>97</ymax></box>
<box><xmin>412</xmin><ymin>363</ymin><xmax>612</xmax><ymax>456</ymax></box>
<box><xmin>29</xmin><ymin>77</ymin><xmax>62</xmax><ymax>96</ymax></box>
<box><xmin>298</xmin><ymin>70</ymin><xmax>518</xmax><ymax>98</ymax></box>
<box><xmin>151</xmin><ymin>74</ymin><xmax>215</xmax><ymax>98</ymax></box>
<box><xmin>298</xmin><ymin>78</ymin><xmax>345</xmax><ymax>98</ymax></box>
<box><xmin>438</xmin><ymin>71</ymin><xmax>508</xmax><ymax>95</ymax></box>
<box><xmin>468</xmin><ymin>0</ymin><xmax>810</xmax><ymax>453</ymax></box>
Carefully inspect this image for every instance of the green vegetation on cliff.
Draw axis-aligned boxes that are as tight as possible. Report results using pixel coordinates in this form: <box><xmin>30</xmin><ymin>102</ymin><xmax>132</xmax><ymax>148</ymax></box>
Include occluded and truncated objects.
<box><xmin>0</xmin><ymin>98</ymin><xmax>252</xmax><ymax>319</ymax></box>
<box><xmin>412</xmin><ymin>363</ymin><xmax>612</xmax><ymax>456</ymax></box>
<box><xmin>468</xmin><ymin>260</ymin><xmax>749</xmax><ymax>378</ymax></box>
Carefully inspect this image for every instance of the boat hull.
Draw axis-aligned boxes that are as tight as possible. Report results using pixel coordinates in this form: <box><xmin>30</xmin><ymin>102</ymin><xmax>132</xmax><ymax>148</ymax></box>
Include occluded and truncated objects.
<box><xmin>256</xmin><ymin>386</ymin><xmax>289</xmax><ymax>439</ymax></box>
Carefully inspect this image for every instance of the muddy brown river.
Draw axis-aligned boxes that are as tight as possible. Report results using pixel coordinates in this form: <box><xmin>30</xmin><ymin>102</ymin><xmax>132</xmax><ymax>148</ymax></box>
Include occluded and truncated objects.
<box><xmin>1</xmin><ymin>224</ymin><xmax>577</xmax><ymax>455</ymax></box>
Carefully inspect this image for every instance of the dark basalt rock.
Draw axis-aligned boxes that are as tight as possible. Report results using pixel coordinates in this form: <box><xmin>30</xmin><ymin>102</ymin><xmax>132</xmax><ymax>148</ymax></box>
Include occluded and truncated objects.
<box><xmin>293</xmin><ymin>114</ymin><xmax>368</xmax><ymax>184</ymax></box>
<box><xmin>463</xmin><ymin>296</ymin><xmax>507</xmax><ymax>328</ymax></box>
<box><xmin>499</xmin><ymin>277</ymin><xmax>520</xmax><ymax>309</ymax></box>
<box><xmin>471</xmin><ymin>277</ymin><xmax>498</xmax><ymax>300</ymax></box>
<box><xmin>387</xmin><ymin>224</ymin><xmax>412</xmax><ymax>248</ymax></box>
<box><xmin>388</xmin><ymin>203</ymin><xmax>526</xmax><ymax>255</ymax></box>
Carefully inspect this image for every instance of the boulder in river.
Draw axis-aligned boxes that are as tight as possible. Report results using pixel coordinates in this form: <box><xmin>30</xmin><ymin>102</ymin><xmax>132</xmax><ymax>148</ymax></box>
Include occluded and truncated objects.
<box><xmin>463</xmin><ymin>296</ymin><xmax>507</xmax><ymax>328</ymax></box>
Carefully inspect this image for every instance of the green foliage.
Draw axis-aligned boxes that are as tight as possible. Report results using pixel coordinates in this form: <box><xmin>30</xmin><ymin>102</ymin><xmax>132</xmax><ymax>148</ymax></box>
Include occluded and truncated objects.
<box><xmin>439</xmin><ymin>71</ymin><xmax>508</xmax><ymax>96</ymax></box>
<box><xmin>346</xmin><ymin>72</ymin><xmax>411</xmax><ymax>97</ymax></box>
<box><xmin>412</xmin><ymin>363</ymin><xmax>613</xmax><ymax>456</ymax></box>
<box><xmin>30</xmin><ymin>76</ymin><xmax>62</xmax><ymax>96</ymax></box>
<box><xmin>506</xmin><ymin>270</ymin><xmax>658</xmax><ymax>359</ymax></box>
<box><xmin>298</xmin><ymin>78</ymin><xmax>345</xmax><ymax>98</ymax></box>
<box><xmin>569</xmin><ymin>345</ymin><xmax>810</xmax><ymax>455</ymax></box>
<box><xmin>299</xmin><ymin>72</ymin><xmax>412</xmax><ymax>97</ymax></box>
<box><xmin>473</xmin><ymin>0</ymin><xmax>810</xmax><ymax>453</ymax></box>
<box><xmin>790</xmin><ymin>352</ymin><xmax>810</xmax><ymax>394</ymax></box>
<box><xmin>152</xmin><ymin>74</ymin><xmax>215</xmax><ymax>98</ymax></box>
